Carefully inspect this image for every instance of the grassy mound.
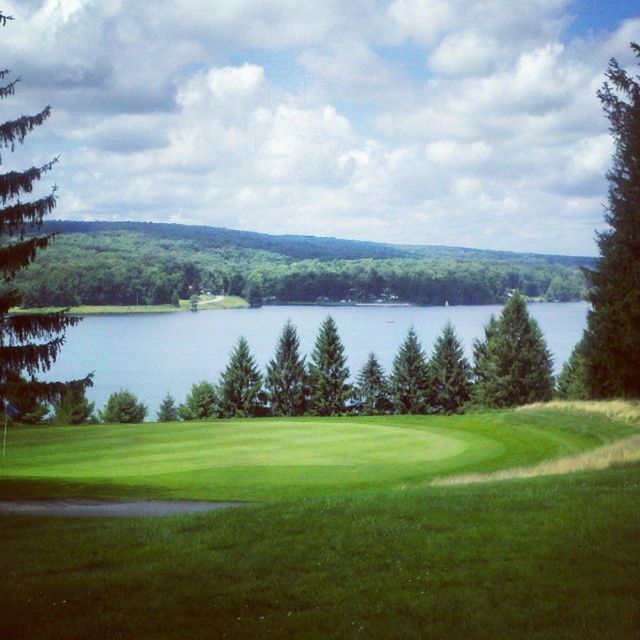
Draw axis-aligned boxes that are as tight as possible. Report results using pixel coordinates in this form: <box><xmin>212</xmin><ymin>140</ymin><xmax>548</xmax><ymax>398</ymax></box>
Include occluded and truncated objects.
<box><xmin>1</xmin><ymin>404</ymin><xmax>638</xmax><ymax>501</ymax></box>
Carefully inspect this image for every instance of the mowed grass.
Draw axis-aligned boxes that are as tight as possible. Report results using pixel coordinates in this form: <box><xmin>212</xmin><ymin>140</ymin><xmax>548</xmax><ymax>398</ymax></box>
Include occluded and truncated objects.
<box><xmin>1</xmin><ymin>408</ymin><xmax>638</xmax><ymax>501</ymax></box>
<box><xmin>0</xmin><ymin>464</ymin><xmax>639</xmax><ymax>639</ymax></box>
<box><xmin>1</xmin><ymin>404</ymin><xmax>639</xmax><ymax>639</ymax></box>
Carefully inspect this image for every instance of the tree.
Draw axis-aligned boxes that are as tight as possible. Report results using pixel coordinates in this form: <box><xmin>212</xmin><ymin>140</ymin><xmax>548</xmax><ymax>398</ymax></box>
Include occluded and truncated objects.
<box><xmin>265</xmin><ymin>320</ymin><xmax>307</xmax><ymax>416</ymax></box>
<box><xmin>557</xmin><ymin>339</ymin><xmax>589</xmax><ymax>400</ymax></box>
<box><xmin>246</xmin><ymin>282</ymin><xmax>264</xmax><ymax>308</ymax></box>
<box><xmin>218</xmin><ymin>337</ymin><xmax>265</xmax><ymax>417</ymax></box>
<box><xmin>308</xmin><ymin>316</ymin><xmax>350</xmax><ymax>415</ymax></box>
<box><xmin>354</xmin><ymin>352</ymin><xmax>392</xmax><ymax>415</ymax></box>
<box><xmin>3</xmin><ymin>374</ymin><xmax>49</xmax><ymax>424</ymax></box>
<box><xmin>429</xmin><ymin>322</ymin><xmax>471</xmax><ymax>414</ymax></box>
<box><xmin>99</xmin><ymin>390</ymin><xmax>147</xmax><ymax>424</ymax></box>
<box><xmin>471</xmin><ymin>315</ymin><xmax>499</xmax><ymax>407</ymax></box>
<box><xmin>0</xmin><ymin>11</ymin><xmax>91</xmax><ymax>415</ymax></box>
<box><xmin>583</xmin><ymin>43</ymin><xmax>640</xmax><ymax>398</ymax></box>
<box><xmin>53</xmin><ymin>386</ymin><xmax>95</xmax><ymax>425</ymax></box>
<box><xmin>157</xmin><ymin>392</ymin><xmax>179</xmax><ymax>422</ymax></box>
<box><xmin>472</xmin><ymin>293</ymin><xmax>554</xmax><ymax>407</ymax></box>
<box><xmin>178</xmin><ymin>382</ymin><xmax>216</xmax><ymax>420</ymax></box>
<box><xmin>390</xmin><ymin>327</ymin><xmax>431</xmax><ymax>414</ymax></box>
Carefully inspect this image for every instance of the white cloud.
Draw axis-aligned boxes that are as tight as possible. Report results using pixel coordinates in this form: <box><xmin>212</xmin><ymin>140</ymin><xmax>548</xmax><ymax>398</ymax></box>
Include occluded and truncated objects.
<box><xmin>3</xmin><ymin>1</ymin><xmax>640</xmax><ymax>255</ymax></box>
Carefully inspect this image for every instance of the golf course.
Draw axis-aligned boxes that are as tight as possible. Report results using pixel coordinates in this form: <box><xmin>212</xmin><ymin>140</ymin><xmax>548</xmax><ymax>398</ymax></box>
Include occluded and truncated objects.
<box><xmin>1</xmin><ymin>401</ymin><xmax>639</xmax><ymax>638</ymax></box>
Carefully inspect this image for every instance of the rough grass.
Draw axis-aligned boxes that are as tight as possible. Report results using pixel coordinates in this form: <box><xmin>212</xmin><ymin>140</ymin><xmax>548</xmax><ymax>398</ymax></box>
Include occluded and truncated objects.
<box><xmin>518</xmin><ymin>399</ymin><xmax>640</xmax><ymax>423</ymax></box>
<box><xmin>0</xmin><ymin>463</ymin><xmax>638</xmax><ymax>639</ymax></box>
<box><xmin>433</xmin><ymin>432</ymin><xmax>640</xmax><ymax>484</ymax></box>
<box><xmin>1</xmin><ymin>408</ymin><xmax>638</xmax><ymax>501</ymax></box>
<box><xmin>432</xmin><ymin>400</ymin><xmax>640</xmax><ymax>484</ymax></box>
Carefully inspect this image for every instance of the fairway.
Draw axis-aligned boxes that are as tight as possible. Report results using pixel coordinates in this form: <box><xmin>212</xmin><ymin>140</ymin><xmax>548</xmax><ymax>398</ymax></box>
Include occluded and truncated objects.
<box><xmin>1</xmin><ymin>406</ymin><xmax>637</xmax><ymax>501</ymax></box>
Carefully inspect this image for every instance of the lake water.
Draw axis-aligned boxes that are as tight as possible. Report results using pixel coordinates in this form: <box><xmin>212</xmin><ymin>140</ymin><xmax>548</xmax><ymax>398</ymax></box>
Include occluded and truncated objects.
<box><xmin>43</xmin><ymin>302</ymin><xmax>589</xmax><ymax>416</ymax></box>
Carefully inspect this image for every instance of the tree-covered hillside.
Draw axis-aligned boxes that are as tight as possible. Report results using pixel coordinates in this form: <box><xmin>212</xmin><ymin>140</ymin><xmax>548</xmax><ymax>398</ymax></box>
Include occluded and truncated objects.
<box><xmin>13</xmin><ymin>220</ymin><xmax>592</xmax><ymax>307</ymax></box>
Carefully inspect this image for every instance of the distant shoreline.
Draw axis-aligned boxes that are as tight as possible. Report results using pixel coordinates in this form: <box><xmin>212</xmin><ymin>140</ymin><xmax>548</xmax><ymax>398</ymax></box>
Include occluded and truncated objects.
<box><xmin>9</xmin><ymin>297</ymin><xmax>586</xmax><ymax>316</ymax></box>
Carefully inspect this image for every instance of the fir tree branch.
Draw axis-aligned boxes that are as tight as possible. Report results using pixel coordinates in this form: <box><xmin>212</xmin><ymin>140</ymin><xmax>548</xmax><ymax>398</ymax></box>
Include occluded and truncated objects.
<box><xmin>0</xmin><ymin>107</ymin><xmax>51</xmax><ymax>158</ymax></box>
<box><xmin>0</xmin><ymin>234</ymin><xmax>55</xmax><ymax>280</ymax></box>
<box><xmin>0</xmin><ymin>192</ymin><xmax>57</xmax><ymax>235</ymax></box>
<box><xmin>0</xmin><ymin>374</ymin><xmax>93</xmax><ymax>403</ymax></box>
<box><xmin>0</xmin><ymin>335</ymin><xmax>65</xmax><ymax>376</ymax></box>
<box><xmin>2</xmin><ymin>311</ymin><xmax>80</xmax><ymax>345</ymax></box>
<box><xmin>0</xmin><ymin>76</ymin><xmax>19</xmax><ymax>99</ymax></box>
<box><xmin>0</xmin><ymin>159</ymin><xmax>58</xmax><ymax>203</ymax></box>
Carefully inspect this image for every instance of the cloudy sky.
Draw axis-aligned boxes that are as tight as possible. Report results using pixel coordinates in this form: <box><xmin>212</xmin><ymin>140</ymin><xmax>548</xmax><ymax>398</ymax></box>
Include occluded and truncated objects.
<box><xmin>2</xmin><ymin>0</ymin><xmax>639</xmax><ymax>255</ymax></box>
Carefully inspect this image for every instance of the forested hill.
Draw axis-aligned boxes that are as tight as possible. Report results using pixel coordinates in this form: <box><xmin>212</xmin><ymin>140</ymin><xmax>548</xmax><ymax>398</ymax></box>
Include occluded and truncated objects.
<box><xmin>11</xmin><ymin>220</ymin><xmax>594</xmax><ymax>308</ymax></box>
<box><xmin>42</xmin><ymin>220</ymin><xmax>595</xmax><ymax>268</ymax></box>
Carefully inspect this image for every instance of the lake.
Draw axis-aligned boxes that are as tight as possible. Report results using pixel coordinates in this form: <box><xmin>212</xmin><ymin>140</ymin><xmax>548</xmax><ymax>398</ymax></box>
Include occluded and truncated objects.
<box><xmin>43</xmin><ymin>302</ymin><xmax>589</xmax><ymax>416</ymax></box>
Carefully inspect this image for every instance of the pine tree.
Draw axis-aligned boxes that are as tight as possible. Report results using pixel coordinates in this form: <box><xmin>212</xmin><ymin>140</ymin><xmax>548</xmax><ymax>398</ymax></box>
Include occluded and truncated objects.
<box><xmin>429</xmin><ymin>322</ymin><xmax>471</xmax><ymax>414</ymax></box>
<box><xmin>471</xmin><ymin>314</ymin><xmax>499</xmax><ymax>407</ymax></box>
<box><xmin>354</xmin><ymin>352</ymin><xmax>392</xmax><ymax>415</ymax></box>
<box><xmin>266</xmin><ymin>320</ymin><xmax>307</xmax><ymax>416</ymax></box>
<box><xmin>473</xmin><ymin>293</ymin><xmax>554</xmax><ymax>407</ymax></box>
<box><xmin>308</xmin><ymin>316</ymin><xmax>350</xmax><ymax>416</ymax></box>
<box><xmin>157</xmin><ymin>392</ymin><xmax>179</xmax><ymax>422</ymax></box>
<box><xmin>219</xmin><ymin>337</ymin><xmax>265</xmax><ymax>417</ymax></box>
<box><xmin>0</xmin><ymin>12</ymin><xmax>90</xmax><ymax>414</ymax></box>
<box><xmin>390</xmin><ymin>327</ymin><xmax>431</xmax><ymax>414</ymax></box>
<box><xmin>583</xmin><ymin>43</ymin><xmax>640</xmax><ymax>398</ymax></box>
<box><xmin>53</xmin><ymin>386</ymin><xmax>95</xmax><ymax>425</ymax></box>
<box><xmin>99</xmin><ymin>390</ymin><xmax>147</xmax><ymax>424</ymax></box>
<box><xmin>178</xmin><ymin>381</ymin><xmax>217</xmax><ymax>420</ymax></box>
<box><xmin>557</xmin><ymin>339</ymin><xmax>589</xmax><ymax>400</ymax></box>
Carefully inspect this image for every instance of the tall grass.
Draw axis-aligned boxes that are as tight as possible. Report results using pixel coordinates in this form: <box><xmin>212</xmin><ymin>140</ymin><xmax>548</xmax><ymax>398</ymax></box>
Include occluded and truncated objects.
<box><xmin>436</xmin><ymin>400</ymin><xmax>640</xmax><ymax>485</ymax></box>
<box><xmin>517</xmin><ymin>399</ymin><xmax>640</xmax><ymax>424</ymax></box>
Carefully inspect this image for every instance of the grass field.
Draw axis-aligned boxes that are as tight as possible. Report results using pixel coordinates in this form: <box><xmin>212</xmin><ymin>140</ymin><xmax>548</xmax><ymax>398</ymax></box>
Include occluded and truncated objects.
<box><xmin>1</xmin><ymin>407</ymin><xmax>638</xmax><ymax>501</ymax></box>
<box><xmin>9</xmin><ymin>295</ymin><xmax>249</xmax><ymax>315</ymax></box>
<box><xmin>1</xmin><ymin>403</ymin><xmax>639</xmax><ymax>638</ymax></box>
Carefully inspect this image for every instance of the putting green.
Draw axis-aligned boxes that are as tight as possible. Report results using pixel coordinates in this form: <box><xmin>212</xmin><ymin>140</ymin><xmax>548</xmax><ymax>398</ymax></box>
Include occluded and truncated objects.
<box><xmin>1</xmin><ymin>408</ymin><xmax>637</xmax><ymax>500</ymax></box>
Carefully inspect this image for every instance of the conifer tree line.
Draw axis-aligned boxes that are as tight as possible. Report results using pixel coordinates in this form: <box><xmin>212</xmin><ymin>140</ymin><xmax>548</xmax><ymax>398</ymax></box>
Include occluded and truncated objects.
<box><xmin>27</xmin><ymin>291</ymin><xmax>557</xmax><ymax>425</ymax></box>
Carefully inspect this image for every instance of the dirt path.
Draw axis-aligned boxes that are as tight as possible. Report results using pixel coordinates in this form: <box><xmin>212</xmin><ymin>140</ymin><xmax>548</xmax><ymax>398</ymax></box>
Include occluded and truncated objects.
<box><xmin>0</xmin><ymin>499</ymin><xmax>250</xmax><ymax>517</ymax></box>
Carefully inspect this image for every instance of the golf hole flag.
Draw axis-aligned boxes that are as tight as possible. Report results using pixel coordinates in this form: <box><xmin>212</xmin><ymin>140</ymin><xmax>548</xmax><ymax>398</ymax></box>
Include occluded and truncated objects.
<box><xmin>4</xmin><ymin>401</ymin><xmax>20</xmax><ymax>417</ymax></box>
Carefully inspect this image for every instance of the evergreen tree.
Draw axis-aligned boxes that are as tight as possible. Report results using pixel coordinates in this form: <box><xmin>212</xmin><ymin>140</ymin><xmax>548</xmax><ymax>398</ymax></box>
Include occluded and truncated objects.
<box><xmin>53</xmin><ymin>386</ymin><xmax>95</xmax><ymax>425</ymax></box>
<box><xmin>266</xmin><ymin>320</ymin><xmax>307</xmax><ymax>416</ymax></box>
<box><xmin>308</xmin><ymin>316</ymin><xmax>350</xmax><ymax>416</ymax></box>
<box><xmin>471</xmin><ymin>314</ymin><xmax>499</xmax><ymax>407</ymax></box>
<box><xmin>557</xmin><ymin>339</ymin><xmax>589</xmax><ymax>400</ymax></box>
<box><xmin>178</xmin><ymin>381</ymin><xmax>217</xmax><ymax>420</ymax></box>
<box><xmin>219</xmin><ymin>337</ymin><xmax>265</xmax><ymax>417</ymax></box>
<box><xmin>157</xmin><ymin>392</ymin><xmax>179</xmax><ymax>422</ymax></box>
<box><xmin>429</xmin><ymin>322</ymin><xmax>471</xmax><ymax>414</ymax></box>
<box><xmin>354</xmin><ymin>352</ymin><xmax>392</xmax><ymax>415</ymax></box>
<box><xmin>583</xmin><ymin>43</ymin><xmax>640</xmax><ymax>398</ymax></box>
<box><xmin>390</xmin><ymin>327</ymin><xmax>431</xmax><ymax>414</ymax></box>
<box><xmin>99</xmin><ymin>390</ymin><xmax>147</xmax><ymax>424</ymax></box>
<box><xmin>473</xmin><ymin>293</ymin><xmax>554</xmax><ymax>407</ymax></box>
<box><xmin>0</xmin><ymin>12</ymin><xmax>91</xmax><ymax>413</ymax></box>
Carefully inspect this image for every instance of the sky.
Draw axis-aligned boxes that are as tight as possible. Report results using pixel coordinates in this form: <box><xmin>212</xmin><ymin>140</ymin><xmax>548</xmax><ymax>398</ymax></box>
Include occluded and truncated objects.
<box><xmin>1</xmin><ymin>1</ymin><xmax>639</xmax><ymax>256</ymax></box>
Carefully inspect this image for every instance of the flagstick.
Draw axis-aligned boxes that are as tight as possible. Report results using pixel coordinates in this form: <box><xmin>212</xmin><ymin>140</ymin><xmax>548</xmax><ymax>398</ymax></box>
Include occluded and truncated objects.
<box><xmin>2</xmin><ymin>411</ymin><xmax>7</xmax><ymax>460</ymax></box>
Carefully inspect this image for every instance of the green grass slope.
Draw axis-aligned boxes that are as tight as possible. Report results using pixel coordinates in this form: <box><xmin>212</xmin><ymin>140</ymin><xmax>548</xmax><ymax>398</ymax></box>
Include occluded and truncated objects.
<box><xmin>1</xmin><ymin>404</ymin><xmax>639</xmax><ymax>638</ymax></box>
<box><xmin>1</xmin><ymin>464</ymin><xmax>638</xmax><ymax>639</ymax></box>
<box><xmin>1</xmin><ymin>408</ymin><xmax>637</xmax><ymax>501</ymax></box>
